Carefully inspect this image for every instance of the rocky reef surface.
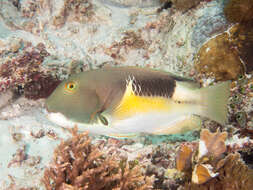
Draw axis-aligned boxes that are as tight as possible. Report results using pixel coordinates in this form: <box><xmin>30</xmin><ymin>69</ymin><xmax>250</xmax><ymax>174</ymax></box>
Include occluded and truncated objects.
<box><xmin>0</xmin><ymin>0</ymin><xmax>253</xmax><ymax>189</ymax></box>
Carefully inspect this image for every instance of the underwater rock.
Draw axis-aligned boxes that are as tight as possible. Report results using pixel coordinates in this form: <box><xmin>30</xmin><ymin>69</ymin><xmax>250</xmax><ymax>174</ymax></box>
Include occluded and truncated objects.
<box><xmin>98</xmin><ymin>0</ymin><xmax>161</xmax><ymax>8</ymax></box>
<box><xmin>195</xmin><ymin>32</ymin><xmax>243</xmax><ymax>81</ymax></box>
<box><xmin>0</xmin><ymin>40</ymin><xmax>61</xmax><ymax>99</ymax></box>
<box><xmin>191</xmin><ymin>0</ymin><xmax>229</xmax><ymax>48</ymax></box>
<box><xmin>51</xmin><ymin>0</ymin><xmax>95</xmax><ymax>28</ymax></box>
<box><xmin>224</xmin><ymin>0</ymin><xmax>253</xmax><ymax>23</ymax></box>
<box><xmin>229</xmin><ymin>24</ymin><xmax>253</xmax><ymax>74</ymax></box>
<box><xmin>171</xmin><ymin>0</ymin><xmax>202</xmax><ymax>12</ymax></box>
<box><xmin>0</xmin><ymin>89</ymin><xmax>15</xmax><ymax>109</ymax></box>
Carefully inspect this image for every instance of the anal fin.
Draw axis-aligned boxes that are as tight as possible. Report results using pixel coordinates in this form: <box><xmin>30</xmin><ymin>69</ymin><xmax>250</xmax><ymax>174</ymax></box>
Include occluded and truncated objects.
<box><xmin>107</xmin><ymin>133</ymin><xmax>138</xmax><ymax>139</ymax></box>
<box><xmin>152</xmin><ymin>115</ymin><xmax>202</xmax><ymax>135</ymax></box>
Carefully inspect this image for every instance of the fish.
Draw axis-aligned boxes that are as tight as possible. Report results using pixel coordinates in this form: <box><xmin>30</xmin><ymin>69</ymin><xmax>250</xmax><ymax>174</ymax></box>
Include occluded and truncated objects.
<box><xmin>45</xmin><ymin>66</ymin><xmax>231</xmax><ymax>138</ymax></box>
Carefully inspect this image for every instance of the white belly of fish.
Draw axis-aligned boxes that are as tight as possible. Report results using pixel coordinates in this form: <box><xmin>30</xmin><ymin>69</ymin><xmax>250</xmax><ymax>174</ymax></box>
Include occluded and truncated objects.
<box><xmin>47</xmin><ymin>111</ymin><xmax>201</xmax><ymax>137</ymax></box>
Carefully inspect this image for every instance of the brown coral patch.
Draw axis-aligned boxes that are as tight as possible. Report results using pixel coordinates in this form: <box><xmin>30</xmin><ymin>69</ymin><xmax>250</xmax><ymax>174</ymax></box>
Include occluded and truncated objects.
<box><xmin>177</xmin><ymin>129</ymin><xmax>253</xmax><ymax>189</ymax></box>
<box><xmin>171</xmin><ymin>0</ymin><xmax>203</xmax><ymax>12</ymax></box>
<box><xmin>224</xmin><ymin>0</ymin><xmax>253</xmax><ymax>24</ymax></box>
<box><xmin>229</xmin><ymin>23</ymin><xmax>253</xmax><ymax>73</ymax></box>
<box><xmin>184</xmin><ymin>153</ymin><xmax>253</xmax><ymax>190</ymax></box>
<box><xmin>198</xmin><ymin>129</ymin><xmax>227</xmax><ymax>160</ymax></box>
<box><xmin>176</xmin><ymin>143</ymin><xmax>195</xmax><ymax>172</ymax></box>
<box><xmin>42</xmin><ymin>128</ymin><xmax>153</xmax><ymax>190</ymax></box>
<box><xmin>195</xmin><ymin>33</ymin><xmax>243</xmax><ymax>81</ymax></box>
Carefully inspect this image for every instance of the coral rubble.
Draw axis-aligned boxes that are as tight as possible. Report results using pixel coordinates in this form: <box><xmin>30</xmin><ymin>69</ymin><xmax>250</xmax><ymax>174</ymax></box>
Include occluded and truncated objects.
<box><xmin>43</xmin><ymin>128</ymin><xmax>154</xmax><ymax>190</ymax></box>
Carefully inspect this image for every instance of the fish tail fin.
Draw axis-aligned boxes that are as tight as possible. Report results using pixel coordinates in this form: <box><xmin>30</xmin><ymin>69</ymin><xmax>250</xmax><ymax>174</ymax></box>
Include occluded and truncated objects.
<box><xmin>198</xmin><ymin>81</ymin><xmax>231</xmax><ymax>125</ymax></box>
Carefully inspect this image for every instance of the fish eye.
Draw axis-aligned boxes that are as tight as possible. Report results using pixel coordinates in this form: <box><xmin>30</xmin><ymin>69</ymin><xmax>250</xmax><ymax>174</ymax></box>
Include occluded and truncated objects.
<box><xmin>64</xmin><ymin>81</ymin><xmax>77</xmax><ymax>93</ymax></box>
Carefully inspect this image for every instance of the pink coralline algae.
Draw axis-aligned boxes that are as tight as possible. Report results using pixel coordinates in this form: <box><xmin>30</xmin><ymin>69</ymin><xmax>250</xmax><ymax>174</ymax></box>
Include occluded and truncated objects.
<box><xmin>0</xmin><ymin>41</ymin><xmax>61</xmax><ymax>99</ymax></box>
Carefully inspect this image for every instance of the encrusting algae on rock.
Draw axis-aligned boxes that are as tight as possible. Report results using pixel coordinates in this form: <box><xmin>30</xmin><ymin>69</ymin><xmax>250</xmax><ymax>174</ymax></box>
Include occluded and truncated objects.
<box><xmin>195</xmin><ymin>32</ymin><xmax>244</xmax><ymax>81</ymax></box>
<box><xmin>224</xmin><ymin>0</ymin><xmax>253</xmax><ymax>24</ymax></box>
<box><xmin>195</xmin><ymin>0</ymin><xmax>253</xmax><ymax>79</ymax></box>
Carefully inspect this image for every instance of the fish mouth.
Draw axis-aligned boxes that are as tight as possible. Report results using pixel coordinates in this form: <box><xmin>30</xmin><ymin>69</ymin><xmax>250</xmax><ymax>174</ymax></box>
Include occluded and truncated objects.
<box><xmin>47</xmin><ymin>112</ymin><xmax>76</xmax><ymax>128</ymax></box>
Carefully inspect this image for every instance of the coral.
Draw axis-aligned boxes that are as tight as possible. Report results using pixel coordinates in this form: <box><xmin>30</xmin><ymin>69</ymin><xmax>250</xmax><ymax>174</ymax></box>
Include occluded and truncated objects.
<box><xmin>197</xmin><ymin>129</ymin><xmax>227</xmax><ymax>160</ymax></box>
<box><xmin>196</xmin><ymin>2</ymin><xmax>253</xmax><ymax>78</ymax></box>
<box><xmin>224</xmin><ymin>0</ymin><xmax>253</xmax><ymax>23</ymax></box>
<box><xmin>229</xmin><ymin>24</ymin><xmax>253</xmax><ymax>74</ymax></box>
<box><xmin>0</xmin><ymin>40</ymin><xmax>61</xmax><ymax>99</ymax></box>
<box><xmin>226</xmin><ymin>73</ymin><xmax>253</xmax><ymax>139</ymax></box>
<box><xmin>195</xmin><ymin>32</ymin><xmax>244</xmax><ymax>81</ymax></box>
<box><xmin>42</xmin><ymin>128</ymin><xmax>153</xmax><ymax>190</ymax></box>
<box><xmin>184</xmin><ymin>153</ymin><xmax>253</xmax><ymax>190</ymax></box>
<box><xmin>176</xmin><ymin>129</ymin><xmax>253</xmax><ymax>189</ymax></box>
<box><xmin>176</xmin><ymin>143</ymin><xmax>196</xmax><ymax>173</ymax></box>
<box><xmin>144</xmin><ymin>144</ymin><xmax>183</xmax><ymax>190</ymax></box>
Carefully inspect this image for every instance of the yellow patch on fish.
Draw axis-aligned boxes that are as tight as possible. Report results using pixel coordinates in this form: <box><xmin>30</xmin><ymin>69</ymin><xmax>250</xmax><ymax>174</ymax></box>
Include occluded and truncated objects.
<box><xmin>113</xmin><ymin>79</ymin><xmax>172</xmax><ymax>119</ymax></box>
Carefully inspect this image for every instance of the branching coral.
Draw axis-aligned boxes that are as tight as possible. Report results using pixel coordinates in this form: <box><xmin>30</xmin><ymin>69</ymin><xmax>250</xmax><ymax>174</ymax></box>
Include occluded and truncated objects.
<box><xmin>42</xmin><ymin>128</ymin><xmax>153</xmax><ymax>190</ymax></box>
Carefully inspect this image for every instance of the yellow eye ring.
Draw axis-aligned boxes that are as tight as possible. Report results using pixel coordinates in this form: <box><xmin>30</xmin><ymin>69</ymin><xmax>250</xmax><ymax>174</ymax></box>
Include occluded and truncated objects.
<box><xmin>64</xmin><ymin>81</ymin><xmax>77</xmax><ymax>93</ymax></box>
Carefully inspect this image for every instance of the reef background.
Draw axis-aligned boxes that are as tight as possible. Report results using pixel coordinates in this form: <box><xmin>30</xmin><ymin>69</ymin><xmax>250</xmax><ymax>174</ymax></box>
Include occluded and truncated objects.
<box><xmin>0</xmin><ymin>0</ymin><xmax>253</xmax><ymax>189</ymax></box>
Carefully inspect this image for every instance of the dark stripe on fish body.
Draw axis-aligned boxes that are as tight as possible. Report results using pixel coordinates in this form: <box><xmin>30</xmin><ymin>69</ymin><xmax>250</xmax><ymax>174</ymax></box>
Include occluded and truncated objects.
<box><xmin>130</xmin><ymin>77</ymin><xmax>176</xmax><ymax>98</ymax></box>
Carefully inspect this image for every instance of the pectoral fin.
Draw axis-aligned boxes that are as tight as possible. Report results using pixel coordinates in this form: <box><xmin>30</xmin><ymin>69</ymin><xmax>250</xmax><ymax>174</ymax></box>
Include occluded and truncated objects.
<box><xmin>98</xmin><ymin>114</ymin><xmax>109</xmax><ymax>126</ymax></box>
